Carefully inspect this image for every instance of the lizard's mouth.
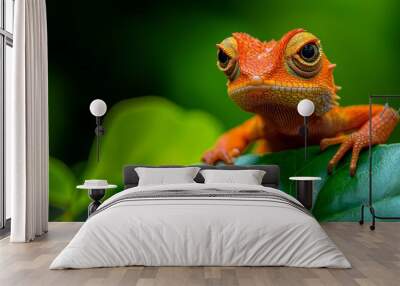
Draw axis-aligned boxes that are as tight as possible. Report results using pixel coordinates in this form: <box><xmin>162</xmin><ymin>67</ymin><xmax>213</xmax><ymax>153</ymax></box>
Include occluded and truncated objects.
<box><xmin>227</xmin><ymin>82</ymin><xmax>336</xmax><ymax>116</ymax></box>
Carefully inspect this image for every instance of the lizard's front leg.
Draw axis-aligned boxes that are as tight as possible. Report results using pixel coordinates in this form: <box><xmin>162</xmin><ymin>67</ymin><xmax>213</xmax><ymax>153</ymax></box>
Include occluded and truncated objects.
<box><xmin>320</xmin><ymin>106</ymin><xmax>399</xmax><ymax>176</ymax></box>
<box><xmin>202</xmin><ymin>115</ymin><xmax>265</xmax><ymax>164</ymax></box>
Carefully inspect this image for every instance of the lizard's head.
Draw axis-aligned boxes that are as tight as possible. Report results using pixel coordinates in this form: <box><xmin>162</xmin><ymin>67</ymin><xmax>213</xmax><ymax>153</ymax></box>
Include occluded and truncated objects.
<box><xmin>216</xmin><ymin>29</ymin><xmax>340</xmax><ymax>116</ymax></box>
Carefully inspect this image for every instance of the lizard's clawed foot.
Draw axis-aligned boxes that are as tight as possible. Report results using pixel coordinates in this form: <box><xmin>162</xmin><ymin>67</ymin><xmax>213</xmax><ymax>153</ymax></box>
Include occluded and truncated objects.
<box><xmin>320</xmin><ymin>133</ymin><xmax>366</xmax><ymax>177</ymax></box>
<box><xmin>321</xmin><ymin>107</ymin><xmax>399</xmax><ymax>176</ymax></box>
<box><xmin>202</xmin><ymin>147</ymin><xmax>241</xmax><ymax>165</ymax></box>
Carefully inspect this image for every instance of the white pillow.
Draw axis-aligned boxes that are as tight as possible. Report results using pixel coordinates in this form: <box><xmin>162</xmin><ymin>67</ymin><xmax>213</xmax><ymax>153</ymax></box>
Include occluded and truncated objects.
<box><xmin>200</xmin><ymin>169</ymin><xmax>266</xmax><ymax>185</ymax></box>
<box><xmin>135</xmin><ymin>167</ymin><xmax>200</xmax><ymax>186</ymax></box>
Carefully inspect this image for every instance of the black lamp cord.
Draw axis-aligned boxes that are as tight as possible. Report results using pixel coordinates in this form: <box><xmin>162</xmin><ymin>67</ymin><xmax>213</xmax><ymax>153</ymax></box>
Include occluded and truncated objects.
<box><xmin>304</xmin><ymin>116</ymin><xmax>308</xmax><ymax>160</ymax></box>
<box><xmin>95</xmin><ymin>116</ymin><xmax>101</xmax><ymax>162</ymax></box>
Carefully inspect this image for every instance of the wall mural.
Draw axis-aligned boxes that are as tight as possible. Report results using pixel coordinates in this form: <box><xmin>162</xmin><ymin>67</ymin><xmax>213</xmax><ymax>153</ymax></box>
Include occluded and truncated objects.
<box><xmin>47</xmin><ymin>0</ymin><xmax>400</xmax><ymax>222</ymax></box>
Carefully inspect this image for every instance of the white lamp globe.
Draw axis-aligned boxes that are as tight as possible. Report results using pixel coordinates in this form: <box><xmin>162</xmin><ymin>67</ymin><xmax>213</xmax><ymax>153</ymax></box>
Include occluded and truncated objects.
<box><xmin>297</xmin><ymin>99</ymin><xmax>315</xmax><ymax>117</ymax></box>
<box><xmin>89</xmin><ymin>99</ymin><xmax>107</xmax><ymax>117</ymax></box>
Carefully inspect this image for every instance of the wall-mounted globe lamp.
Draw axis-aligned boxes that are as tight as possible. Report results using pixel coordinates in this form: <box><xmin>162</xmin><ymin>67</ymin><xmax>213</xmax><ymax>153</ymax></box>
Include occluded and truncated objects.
<box><xmin>297</xmin><ymin>99</ymin><xmax>315</xmax><ymax>160</ymax></box>
<box><xmin>89</xmin><ymin>99</ymin><xmax>107</xmax><ymax>162</ymax></box>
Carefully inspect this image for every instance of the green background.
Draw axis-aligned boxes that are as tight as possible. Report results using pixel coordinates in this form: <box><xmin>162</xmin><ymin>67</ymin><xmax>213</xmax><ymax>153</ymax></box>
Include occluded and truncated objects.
<box><xmin>47</xmin><ymin>0</ymin><xmax>400</xmax><ymax>221</ymax></box>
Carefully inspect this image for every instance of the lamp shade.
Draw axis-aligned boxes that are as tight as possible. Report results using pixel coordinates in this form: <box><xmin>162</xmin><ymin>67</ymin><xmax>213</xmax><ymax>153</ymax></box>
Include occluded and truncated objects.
<box><xmin>297</xmin><ymin>99</ymin><xmax>315</xmax><ymax>117</ymax></box>
<box><xmin>89</xmin><ymin>99</ymin><xmax>107</xmax><ymax>117</ymax></box>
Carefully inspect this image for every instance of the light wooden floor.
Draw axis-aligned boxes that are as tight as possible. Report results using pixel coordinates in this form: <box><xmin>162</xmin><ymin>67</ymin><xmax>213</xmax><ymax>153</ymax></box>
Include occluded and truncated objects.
<box><xmin>0</xmin><ymin>222</ymin><xmax>399</xmax><ymax>286</ymax></box>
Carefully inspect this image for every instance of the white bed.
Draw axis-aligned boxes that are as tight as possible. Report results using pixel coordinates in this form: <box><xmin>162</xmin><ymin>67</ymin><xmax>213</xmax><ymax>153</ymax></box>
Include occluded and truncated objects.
<box><xmin>50</xmin><ymin>182</ymin><xmax>350</xmax><ymax>269</ymax></box>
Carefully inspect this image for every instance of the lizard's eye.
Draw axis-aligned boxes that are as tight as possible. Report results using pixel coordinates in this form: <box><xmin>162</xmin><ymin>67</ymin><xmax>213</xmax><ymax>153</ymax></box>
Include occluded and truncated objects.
<box><xmin>285</xmin><ymin>32</ymin><xmax>323</xmax><ymax>78</ymax></box>
<box><xmin>300</xmin><ymin>43</ymin><xmax>319</xmax><ymax>62</ymax></box>
<box><xmin>216</xmin><ymin>37</ymin><xmax>240</xmax><ymax>81</ymax></box>
<box><xmin>216</xmin><ymin>47</ymin><xmax>240</xmax><ymax>81</ymax></box>
<box><xmin>218</xmin><ymin>49</ymin><xmax>230</xmax><ymax>68</ymax></box>
<box><xmin>287</xmin><ymin>41</ymin><xmax>322</xmax><ymax>78</ymax></box>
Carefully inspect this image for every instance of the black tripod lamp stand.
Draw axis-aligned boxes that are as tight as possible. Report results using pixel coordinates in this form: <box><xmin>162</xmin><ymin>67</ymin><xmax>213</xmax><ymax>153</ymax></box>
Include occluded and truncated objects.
<box><xmin>359</xmin><ymin>95</ymin><xmax>400</xmax><ymax>230</ymax></box>
<box><xmin>89</xmin><ymin>99</ymin><xmax>107</xmax><ymax>162</ymax></box>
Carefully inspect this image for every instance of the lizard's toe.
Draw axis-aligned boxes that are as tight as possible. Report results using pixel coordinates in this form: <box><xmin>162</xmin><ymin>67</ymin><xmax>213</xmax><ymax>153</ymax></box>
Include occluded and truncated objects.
<box><xmin>221</xmin><ymin>150</ymin><xmax>234</xmax><ymax>164</ymax></box>
<box><xmin>326</xmin><ymin>139</ymin><xmax>353</xmax><ymax>174</ymax></box>
<box><xmin>327</xmin><ymin>161</ymin><xmax>335</xmax><ymax>174</ymax></box>
<box><xmin>349</xmin><ymin>166</ymin><xmax>356</xmax><ymax>177</ymax></box>
<box><xmin>201</xmin><ymin>147</ymin><xmax>241</xmax><ymax>165</ymax></box>
<box><xmin>320</xmin><ymin>135</ymin><xmax>347</xmax><ymax>151</ymax></box>
<box><xmin>202</xmin><ymin>150</ymin><xmax>217</xmax><ymax>165</ymax></box>
<box><xmin>349</xmin><ymin>143</ymin><xmax>363</xmax><ymax>177</ymax></box>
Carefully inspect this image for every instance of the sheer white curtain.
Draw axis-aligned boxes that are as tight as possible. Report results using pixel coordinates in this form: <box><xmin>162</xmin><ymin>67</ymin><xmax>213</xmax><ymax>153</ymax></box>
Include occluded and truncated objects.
<box><xmin>7</xmin><ymin>0</ymin><xmax>48</xmax><ymax>242</ymax></box>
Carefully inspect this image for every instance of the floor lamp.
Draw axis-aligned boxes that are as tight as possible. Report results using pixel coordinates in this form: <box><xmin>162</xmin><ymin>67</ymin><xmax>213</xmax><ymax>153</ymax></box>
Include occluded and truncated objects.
<box><xmin>89</xmin><ymin>99</ymin><xmax>107</xmax><ymax>162</ymax></box>
<box><xmin>359</xmin><ymin>95</ymin><xmax>400</xmax><ymax>230</ymax></box>
<box><xmin>297</xmin><ymin>99</ymin><xmax>315</xmax><ymax>160</ymax></box>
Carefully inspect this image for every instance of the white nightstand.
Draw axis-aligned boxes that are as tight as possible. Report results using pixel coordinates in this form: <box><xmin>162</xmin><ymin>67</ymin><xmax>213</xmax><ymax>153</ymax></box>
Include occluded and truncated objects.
<box><xmin>77</xmin><ymin>181</ymin><xmax>117</xmax><ymax>217</ymax></box>
<box><xmin>289</xmin><ymin>177</ymin><xmax>321</xmax><ymax>210</ymax></box>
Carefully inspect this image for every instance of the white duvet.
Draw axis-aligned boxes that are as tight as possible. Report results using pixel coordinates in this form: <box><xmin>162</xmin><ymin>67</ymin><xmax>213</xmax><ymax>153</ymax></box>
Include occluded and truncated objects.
<box><xmin>50</xmin><ymin>183</ymin><xmax>351</xmax><ymax>269</ymax></box>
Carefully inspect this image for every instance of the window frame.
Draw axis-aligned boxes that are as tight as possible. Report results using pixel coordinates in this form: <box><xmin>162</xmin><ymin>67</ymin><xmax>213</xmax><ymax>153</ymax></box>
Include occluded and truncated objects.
<box><xmin>0</xmin><ymin>0</ymin><xmax>13</xmax><ymax>231</ymax></box>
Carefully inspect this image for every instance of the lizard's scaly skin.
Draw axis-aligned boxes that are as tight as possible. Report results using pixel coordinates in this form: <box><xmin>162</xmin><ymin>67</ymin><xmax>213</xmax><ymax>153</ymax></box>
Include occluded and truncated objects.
<box><xmin>202</xmin><ymin>29</ymin><xmax>399</xmax><ymax>176</ymax></box>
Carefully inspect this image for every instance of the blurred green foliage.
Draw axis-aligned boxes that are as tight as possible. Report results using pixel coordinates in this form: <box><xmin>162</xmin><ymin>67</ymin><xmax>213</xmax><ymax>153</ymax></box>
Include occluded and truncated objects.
<box><xmin>85</xmin><ymin>96</ymin><xmax>222</xmax><ymax>179</ymax></box>
<box><xmin>49</xmin><ymin>157</ymin><xmax>80</xmax><ymax>221</ymax></box>
<box><xmin>49</xmin><ymin>96</ymin><xmax>223</xmax><ymax>221</ymax></box>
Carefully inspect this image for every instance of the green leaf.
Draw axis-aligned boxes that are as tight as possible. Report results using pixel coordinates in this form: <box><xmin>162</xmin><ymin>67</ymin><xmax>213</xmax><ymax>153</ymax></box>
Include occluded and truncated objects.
<box><xmin>49</xmin><ymin>157</ymin><xmax>86</xmax><ymax>221</ymax></box>
<box><xmin>84</xmin><ymin>96</ymin><xmax>223</xmax><ymax>187</ymax></box>
<box><xmin>49</xmin><ymin>97</ymin><xmax>223</xmax><ymax>221</ymax></box>
<box><xmin>235</xmin><ymin>144</ymin><xmax>400</xmax><ymax>222</ymax></box>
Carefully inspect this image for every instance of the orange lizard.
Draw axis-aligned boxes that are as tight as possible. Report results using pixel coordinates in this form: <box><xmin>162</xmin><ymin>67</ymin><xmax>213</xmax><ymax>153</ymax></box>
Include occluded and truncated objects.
<box><xmin>202</xmin><ymin>29</ymin><xmax>399</xmax><ymax>176</ymax></box>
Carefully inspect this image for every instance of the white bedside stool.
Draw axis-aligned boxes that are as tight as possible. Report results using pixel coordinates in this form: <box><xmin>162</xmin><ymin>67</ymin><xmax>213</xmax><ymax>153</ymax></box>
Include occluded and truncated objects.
<box><xmin>289</xmin><ymin>177</ymin><xmax>321</xmax><ymax>210</ymax></box>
